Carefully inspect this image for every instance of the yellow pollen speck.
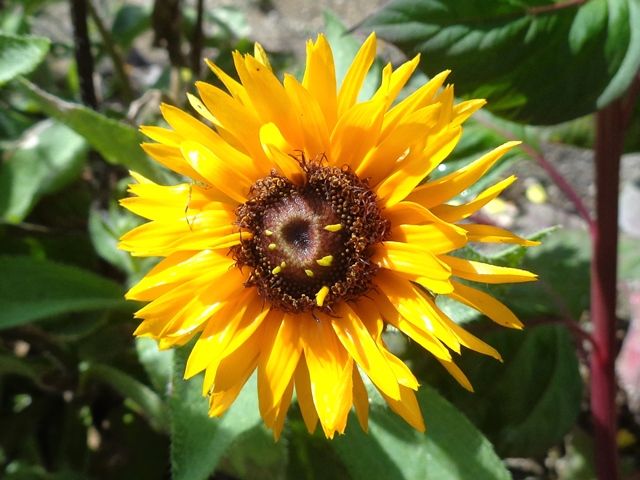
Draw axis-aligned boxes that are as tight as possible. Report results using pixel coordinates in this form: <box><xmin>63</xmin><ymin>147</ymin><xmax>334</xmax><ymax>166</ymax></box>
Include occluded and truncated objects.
<box><xmin>271</xmin><ymin>266</ymin><xmax>282</xmax><ymax>275</ymax></box>
<box><xmin>265</xmin><ymin>230</ymin><xmax>273</xmax><ymax>236</ymax></box>
<box><xmin>280</xmin><ymin>261</ymin><xmax>286</xmax><ymax>268</ymax></box>
<box><xmin>316</xmin><ymin>255</ymin><xmax>333</xmax><ymax>267</ymax></box>
<box><xmin>268</xmin><ymin>243</ymin><xmax>277</xmax><ymax>250</ymax></box>
<box><xmin>324</xmin><ymin>223</ymin><xmax>343</xmax><ymax>232</ymax></box>
<box><xmin>304</xmin><ymin>269</ymin><xmax>314</xmax><ymax>277</ymax></box>
<box><xmin>315</xmin><ymin>286</ymin><xmax>330</xmax><ymax>307</ymax></box>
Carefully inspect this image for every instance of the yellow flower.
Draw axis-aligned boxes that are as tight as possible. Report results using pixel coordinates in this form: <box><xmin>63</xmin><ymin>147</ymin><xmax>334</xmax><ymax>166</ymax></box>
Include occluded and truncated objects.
<box><xmin>119</xmin><ymin>33</ymin><xmax>538</xmax><ymax>439</ymax></box>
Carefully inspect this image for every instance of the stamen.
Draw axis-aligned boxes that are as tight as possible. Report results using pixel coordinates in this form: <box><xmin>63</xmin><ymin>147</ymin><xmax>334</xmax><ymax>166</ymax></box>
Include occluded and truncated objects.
<box><xmin>265</xmin><ymin>229</ymin><xmax>273</xmax><ymax>236</ymax></box>
<box><xmin>268</xmin><ymin>243</ymin><xmax>277</xmax><ymax>250</ymax></box>
<box><xmin>324</xmin><ymin>223</ymin><xmax>343</xmax><ymax>232</ymax></box>
<box><xmin>304</xmin><ymin>269</ymin><xmax>314</xmax><ymax>277</ymax></box>
<box><xmin>272</xmin><ymin>265</ymin><xmax>282</xmax><ymax>275</ymax></box>
<box><xmin>316</xmin><ymin>255</ymin><xmax>333</xmax><ymax>267</ymax></box>
<box><xmin>315</xmin><ymin>286</ymin><xmax>330</xmax><ymax>307</ymax></box>
<box><xmin>280</xmin><ymin>261</ymin><xmax>287</xmax><ymax>268</ymax></box>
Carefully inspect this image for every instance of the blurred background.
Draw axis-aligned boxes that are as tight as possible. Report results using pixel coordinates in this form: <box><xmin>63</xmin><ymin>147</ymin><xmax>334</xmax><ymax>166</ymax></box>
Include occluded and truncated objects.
<box><xmin>1</xmin><ymin>1</ymin><xmax>639</xmax><ymax>479</ymax></box>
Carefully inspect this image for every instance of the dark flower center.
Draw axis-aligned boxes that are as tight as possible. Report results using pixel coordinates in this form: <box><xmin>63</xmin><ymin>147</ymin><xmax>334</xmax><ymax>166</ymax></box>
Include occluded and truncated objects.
<box><xmin>232</xmin><ymin>160</ymin><xmax>390</xmax><ymax>313</ymax></box>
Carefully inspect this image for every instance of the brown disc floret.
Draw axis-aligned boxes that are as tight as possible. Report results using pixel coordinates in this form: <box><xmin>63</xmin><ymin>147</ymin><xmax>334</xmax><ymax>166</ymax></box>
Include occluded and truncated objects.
<box><xmin>231</xmin><ymin>159</ymin><xmax>390</xmax><ymax>313</ymax></box>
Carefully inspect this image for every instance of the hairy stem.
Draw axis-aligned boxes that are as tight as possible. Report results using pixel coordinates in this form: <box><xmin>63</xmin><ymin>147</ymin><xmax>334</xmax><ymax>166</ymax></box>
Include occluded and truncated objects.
<box><xmin>591</xmin><ymin>100</ymin><xmax>624</xmax><ymax>480</ymax></box>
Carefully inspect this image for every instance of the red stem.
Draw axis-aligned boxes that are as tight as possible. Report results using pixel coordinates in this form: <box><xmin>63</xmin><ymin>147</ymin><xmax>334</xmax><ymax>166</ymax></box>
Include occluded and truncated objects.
<box><xmin>590</xmin><ymin>100</ymin><xmax>624</xmax><ymax>480</ymax></box>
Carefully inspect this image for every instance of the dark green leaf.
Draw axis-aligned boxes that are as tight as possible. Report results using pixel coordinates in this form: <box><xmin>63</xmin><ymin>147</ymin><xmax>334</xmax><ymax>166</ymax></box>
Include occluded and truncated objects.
<box><xmin>493</xmin><ymin>228</ymin><xmax>591</xmax><ymax>319</ymax></box>
<box><xmin>0</xmin><ymin>353</ymin><xmax>41</xmax><ymax>383</ymax></box>
<box><xmin>332</xmin><ymin>385</ymin><xmax>511</xmax><ymax>480</ymax></box>
<box><xmin>435</xmin><ymin>325</ymin><xmax>583</xmax><ymax>457</ymax></box>
<box><xmin>17</xmin><ymin>79</ymin><xmax>172</xmax><ymax>183</ymax></box>
<box><xmin>170</xmin><ymin>346</ymin><xmax>262</xmax><ymax>480</ymax></box>
<box><xmin>81</xmin><ymin>362</ymin><xmax>167</xmax><ymax>433</ymax></box>
<box><xmin>0</xmin><ymin>120</ymin><xmax>88</xmax><ymax>223</ymax></box>
<box><xmin>0</xmin><ymin>256</ymin><xmax>129</xmax><ymax>330</ymax></box>
<box><xmin>363</xmin><ymin>0</ymin><xmax>640</xmax><ymax>124</ymax></box>
<box><xmin>0</xmin><ymin>33</ymin><xmax>49</xmax><ymax>85</ymax></box>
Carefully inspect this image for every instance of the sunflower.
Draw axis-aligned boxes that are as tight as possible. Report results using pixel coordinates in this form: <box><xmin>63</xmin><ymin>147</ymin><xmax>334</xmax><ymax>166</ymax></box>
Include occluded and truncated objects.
<box><xmin>119</xmin><ymin>33</ymin><xmax>538</xmax><ymax>439</ymax></box>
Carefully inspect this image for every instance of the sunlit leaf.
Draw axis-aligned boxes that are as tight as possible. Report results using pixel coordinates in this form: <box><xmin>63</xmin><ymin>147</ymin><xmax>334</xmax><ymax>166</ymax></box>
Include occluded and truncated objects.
<box><xmin>363</xmin><ymin>0</ymin><xmax>640</xmax><ymax>124</ymax></box>
<box><xmin>332</xmin><ymin>385</ymin><xmax>511</xmax><ymax>480</ymax></box>
<box><xmin>170</xmin><ymin>346</ymin><xmax>262</xmax><ymax>480</ymax></box>
<box><xmin>17</xmin><ymin>79</ymin><xmax>172</xmax><ymax>183</ymax></box>
<box><xmin>0</xmin><ymin>119</ymin><xmax>88</xmax><ymax>223</ymax></box>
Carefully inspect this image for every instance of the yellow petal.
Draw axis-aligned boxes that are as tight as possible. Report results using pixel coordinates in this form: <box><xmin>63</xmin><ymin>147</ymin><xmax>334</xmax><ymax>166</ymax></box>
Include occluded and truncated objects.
<box><xmin>208</xmin><ymin>333</ymin><xmax>261</xmax><ymax>417</ymax></box>
<box><xmin>352</xmin><ymin>368</ymin><xmax>369</xmax><ymax>432</ymax></box>
<box><xmin>330</xmin><ymin>99</ymin><xmax>386</xmax><ymax>169</ymax></box>
<box><xmin>302</xmin><ymin>34</ymin><xmax>338</xmax><ymax>130</ymax></box>
<box><xmin>258</xmin><ymin>314</ymin><xmax>303</xmax><ymax>415</ymax></box>
<box><xmin>464</xmin><ymin>224</ymin><xmax>540</xmax><ymax>246</ymax></box>
<box><xmin>431</xmin><ymin>175</ymin><xmax>517</xmax><ymax>222</ymax></box>
<box><xmin>332</xmin><ymin>304</ymin><xmax>400</xmax><ymax>400</ymax></box>
<box><xmin>371</xmin><ymin>54</ymin><xmax>420</xmax><ymax>110</ymax></box>
<box><xmin>450</xmin><ymin>280</ymin><xmax>524</xmax><ymax>329</ymax></box>
<box><xmin>373</xmin><ymin>242</ymin><xmax>453</xmax><ymax>293</ymax></box>
<box><xmin>141</xmin><ymin>143</ymin><xmax>207</xmax><ymax>183</ymax></box>
<box><xmin>283</xmin><ymin>74</ymin><xmax>331</xmax><ymax>158</ymax></box>
<box><xmin>362</xmin><ymin>292</ymin><xmax>452</xmax><ymax>361</ymax></box>
<box><xmin>253</xmin><ymin>42</ymin><xmax>272</xmax><ymax>70</ymax></box>
<box><xmin>377</xmin><ymin>127</ymin><xmax>462</xmax><ymax>207</ymax></box>
<box><xmin>186</xmin><ymin>92</ymin><xmax>218</xmax><ymax>125</ymax></box>
<box><xmin>438</xmin><ymin>359</ymin><xmax>474</xmax><ymax>392</ymax></box>
<box><xmin>442</xmin><ymin>255</ymin><xmax>538</xmax><ymax>283</ymax></box>
<box><xmin>375</xmin><ymin>272</ymin><xmax>462</xmax><ymax>354</ymax></box>
<box><xmin>390</xmin><ymin>223</ymin><xmax>467</xmax><ymax>255</ymax></box>
<box><xmin>294</xmin><ymin>356</ymin><xmax>319</xmax><ymax>434</ymax></box>
<box><xmin>337</xmin><ymin>32</ymin><xmax>377</xmax><ymax>117</ymax></box>
<box><xmin>380</xmin><ymin>385</ymin><xmax>425</xmax><ymax>432</ymax></box>
<box><xmin>301</xmin><ymin>314</ymin><xmax>353</xmax><ymax>438</ymax></box>
<box><xmin>381</xmin><ymin>69</ymin><xmax>450</xmax><ymax>139</ymax></box>
<box><xmin>233</xmin><ymin>52</ymin><xmax>303</xmax><ymax>147</ymax></box>
<box><xmin>408</xmin><ymin>141</ymin><xmax>520</xmax><ymax>208</ymax></box>
<box><xmin>181</xmin><ymin>141</ymin><xmax>254</xmax><ymax>203</ymax></box>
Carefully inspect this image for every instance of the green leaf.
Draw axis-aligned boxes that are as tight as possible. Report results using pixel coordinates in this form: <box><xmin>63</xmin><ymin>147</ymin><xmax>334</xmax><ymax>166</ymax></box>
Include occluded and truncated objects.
<box><xmin>325</xmin><ymin>11</ymin><xmax>383</xmax><ymax>101</ymax></box>
<box><xmin>363</xmin><ymin>0</ymin><xmax>640</xmax><ymax>124</ymax></box>
<box><xmin>136</xmin><ymin>337</ymin><xmax>174</xmax><ymax>397</ymax></box>
<box><xmin>170</xmin><ymin>346</ymin><xmax>262</xmax><ymax>480</ymax></box>
<box><xmin>332</xmin><ymin>385</ymin><xmax>511</xmax><ymax>480</ymax></box>
<box><xmin>0</xmin><ymin>33</ymin><xmax>49</xmax><ymax>85</ymax></box>
<box><xmin>434</xmin><ymin>325</ymin><xmax>582</xmax><ymax>458</ymax></box>
<box><xmin>17</xmin><ymin>79</ymin><xmax>172</xmax><ymax>183</ymax></box>
<box><xmin>0</xmin><ymin>119</ymin><xmax>88</xmax><ymax>223</ymax></box>
<box><xmin>81</xmin><ymin>363</ymin><xmax>167</xmax><ymax>433</ymax></box>
<box><xmin>0</xmin><ymin>256</ymin><xmax>129</xmax><ymax>330</ymax></box>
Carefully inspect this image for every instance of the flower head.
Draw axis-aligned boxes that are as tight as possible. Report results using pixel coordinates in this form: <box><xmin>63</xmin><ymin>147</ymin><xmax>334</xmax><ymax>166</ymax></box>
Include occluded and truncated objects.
<box><xmin>120</xmin><ymin>33</ymin><xmax>537</xmax><ymax>439</ymax></box>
